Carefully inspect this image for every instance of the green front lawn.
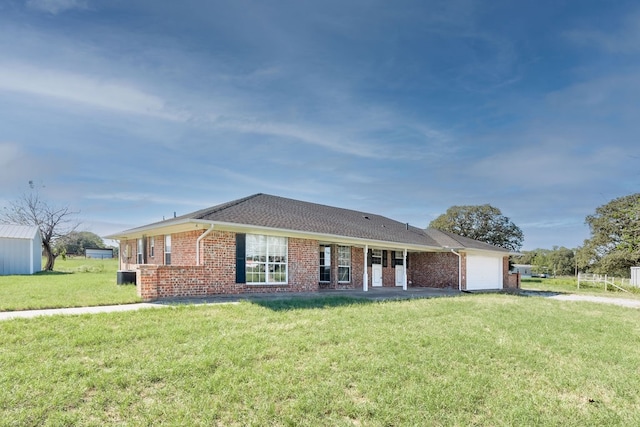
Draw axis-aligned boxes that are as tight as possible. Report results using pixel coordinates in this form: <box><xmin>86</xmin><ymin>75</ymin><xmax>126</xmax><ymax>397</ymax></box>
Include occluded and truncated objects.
<box><xmin>1</xmin><ymin>295</ymin><xmax>640</xmax><ymax>425</ymax></box>
<box><xmin>0</xmin><ymin>258</ymin><xmax>140</xmax><ymax>311</ymax></box>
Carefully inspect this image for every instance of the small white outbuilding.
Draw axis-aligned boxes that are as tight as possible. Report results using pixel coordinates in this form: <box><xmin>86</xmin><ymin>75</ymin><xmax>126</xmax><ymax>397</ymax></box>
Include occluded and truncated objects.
<box><xmin>632</xmin><ymin>267</ymin><xmax>640</xmax><ymax>287</ymax></box>
<box><xmin>0</xmin><ymin>224</ymin><xmax>42</xmax><ymax>275</ymax></box>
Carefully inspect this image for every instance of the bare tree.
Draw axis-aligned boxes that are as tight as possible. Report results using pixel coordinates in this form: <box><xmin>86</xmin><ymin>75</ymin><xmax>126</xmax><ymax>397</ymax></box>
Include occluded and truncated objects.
<box><xmin>1</xmin><ymin>190</ymin><xmax>79</xmax><ymax>271</ymax></box>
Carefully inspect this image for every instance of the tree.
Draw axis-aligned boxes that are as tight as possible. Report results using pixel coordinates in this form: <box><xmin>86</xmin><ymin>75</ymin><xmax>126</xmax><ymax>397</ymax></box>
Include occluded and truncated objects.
<box><xmin>56</xmin><ymin>231</ymin><xmax>105</xmax><ymax>256</ymax></box>
<box><xmin>579</xmin><ymin>193</ymin><xmax>640</xmax><ymax>276</ymax></box>
<box><xmin>1</xmin><ymin>190</ymin><xmax>79</xmax><ymax>271</ymax></box>
<box><xmin>429</xmin><ymin>204</ymin><xmax>524</xmax><ymax>251</ymax></box>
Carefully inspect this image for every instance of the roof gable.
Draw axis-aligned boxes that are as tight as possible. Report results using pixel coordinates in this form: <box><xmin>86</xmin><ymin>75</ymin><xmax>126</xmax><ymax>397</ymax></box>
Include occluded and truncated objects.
<box><xmin>0</xmin><ymin>224</ymin><xmax>41</xmax><ymax>240</ymax></box>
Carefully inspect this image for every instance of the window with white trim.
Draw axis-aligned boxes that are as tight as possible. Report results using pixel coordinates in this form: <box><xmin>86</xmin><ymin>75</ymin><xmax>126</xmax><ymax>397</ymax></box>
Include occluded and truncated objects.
<box><xmin>150</xmin><ymin>237</ymin><xmax>155</xmax><ymax>258</ymax></box>
<box><xmin>164</xmin><ymin>235</ymin><xmax>171</xmax><ymax>265</ymax></box>
<box><xmin>338</xmin><ymin>245</ymin><xmax>351</xmax><ymax>282</ymax></box>
<box><xmin>137</xmin><ymin>238</ymin><xmax>144</xmax><ymax>264</ymax></box>
<box><xmin>319</xmin><ymin>245</ymin><xmax>331</xmax><ymax>282</ymax></box>
<box><xmin>246</xmin><ymin>235</ymin><xmax>287</xmax><ymax>284</ymax></box>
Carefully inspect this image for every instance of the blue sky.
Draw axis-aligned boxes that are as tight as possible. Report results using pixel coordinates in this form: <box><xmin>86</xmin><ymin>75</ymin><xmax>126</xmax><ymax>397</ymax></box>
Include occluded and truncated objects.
<box><xmin>1</xmin><ymin>0</ymin><xmax>639</xmax><ymax>250</ymax></box>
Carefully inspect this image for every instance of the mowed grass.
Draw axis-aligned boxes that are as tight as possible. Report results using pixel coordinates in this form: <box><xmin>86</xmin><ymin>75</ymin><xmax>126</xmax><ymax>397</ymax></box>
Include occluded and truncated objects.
<box><xmin>0</xmin><ymin>258</ymin><xmax>140</xmax><ymax>311</ymax></box>
<box><xmin>2</xmin><ymin>295</ymin><xmax>640</xmax><ymax>426</ymax></box>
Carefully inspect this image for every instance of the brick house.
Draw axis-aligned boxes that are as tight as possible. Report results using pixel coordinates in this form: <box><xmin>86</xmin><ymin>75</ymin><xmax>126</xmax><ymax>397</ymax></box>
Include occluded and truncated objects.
<box><xmin>106</xmin><ymin>194</ymin><xmax>517</xmax><ymax>301</ymax></box>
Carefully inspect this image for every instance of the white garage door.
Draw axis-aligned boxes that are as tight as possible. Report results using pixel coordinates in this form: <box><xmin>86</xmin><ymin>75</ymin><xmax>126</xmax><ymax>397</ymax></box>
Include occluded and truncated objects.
<box><xmin>466</xmin><ymin>255</ymin><xmax>503</xmax><ymax>290</ymax></box>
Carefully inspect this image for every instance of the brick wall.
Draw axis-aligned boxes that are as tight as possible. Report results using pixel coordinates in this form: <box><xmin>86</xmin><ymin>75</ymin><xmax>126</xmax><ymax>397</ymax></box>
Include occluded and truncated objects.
<box><xmin>351</xmin><ymin>247</ymin><xmax>364</xmax><ymax>290</ymax></box>
<box><xmin>132</xmin><ymin>227</ymin><xmax>503</xmax><ymax>299</ymax></box>
<box><xmin>506</xmin><ymin>272</ymin><xmax>521</xmax><ymax>289</ymax></box>
<box><xmin>136</xmin><ymin>231</ymin><xmax>323</xmax><ymax>300</ymax></box>
<box><xmin>408</xmin><ymin>252</ymin><xmax>459</xmax><ymax>289</ymax></box>
<box><xmin>318</xmin><ymin>245</ymin><xmax>361</xmax><ymax>290</ymax></box>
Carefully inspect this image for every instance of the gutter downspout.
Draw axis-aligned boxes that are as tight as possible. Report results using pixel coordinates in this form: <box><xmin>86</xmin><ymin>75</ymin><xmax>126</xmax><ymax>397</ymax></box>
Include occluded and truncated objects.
<box><xmin>196</xmin><ymin>225</ymin><xmax>215</xmax><ymax>266</ymax></box>
<box><xmin>450</xmin><ymin>249</ymin><xmax>462</xmax><ymax>291</ymax></box>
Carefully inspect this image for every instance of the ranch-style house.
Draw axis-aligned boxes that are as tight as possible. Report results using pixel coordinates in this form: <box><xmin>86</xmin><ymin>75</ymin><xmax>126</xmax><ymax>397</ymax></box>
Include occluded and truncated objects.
<box><xmin>106</xmin><ymin>194</ymin><xmax>519</xmax><ymax>301</ymax></box>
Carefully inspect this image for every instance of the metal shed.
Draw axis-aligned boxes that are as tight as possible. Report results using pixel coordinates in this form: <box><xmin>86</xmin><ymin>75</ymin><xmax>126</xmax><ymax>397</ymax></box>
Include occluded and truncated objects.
<box><xmin>632</xmin><ymin>267</ymin><xmax>640</xmax><ymax>287</ymax></box>
<box><xmin>0</xmin><ymin>224</ymin><xmax>42</xmax><ymax>275</ymax></box>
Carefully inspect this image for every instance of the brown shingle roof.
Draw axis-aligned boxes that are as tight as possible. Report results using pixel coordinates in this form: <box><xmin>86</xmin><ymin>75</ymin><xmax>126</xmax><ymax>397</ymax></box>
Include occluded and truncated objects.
<box><xmin>187</xmin><ymin>193</ymin><xmax>440</xmax><ymax>247</ymax></box>
<box><xmin>425</xmin><ymin>228</ymin><xmax>509</xmax><ymax>253</ymax></box>
<box><xmin>108</xmin><ymin>193</ymin><xmax>508</xmax><ymax>253</ymax></box>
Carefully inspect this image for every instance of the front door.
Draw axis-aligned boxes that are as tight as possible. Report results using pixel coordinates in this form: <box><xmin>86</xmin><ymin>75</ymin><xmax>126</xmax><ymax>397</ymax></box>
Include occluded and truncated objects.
<box><xmin>372</xmin><ymin>264</ymin><xmax>383</xmax><ymax>287</ymax></box>
<box><xmin>395</xmin><ymin>265</ymin><xmax>404</xmax><ymax>287</ymax></box>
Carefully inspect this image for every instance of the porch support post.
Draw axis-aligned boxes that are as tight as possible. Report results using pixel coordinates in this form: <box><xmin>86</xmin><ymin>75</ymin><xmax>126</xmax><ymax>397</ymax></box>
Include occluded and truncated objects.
<box><xmin>363</xmin><ymin>244</ymin><xmax>369</xmax><ymax>292</ymax></box>
<box><xmin>402</xmin><ymin>249</ymin><xmax>407</xmax><ymax>291</ymax></box>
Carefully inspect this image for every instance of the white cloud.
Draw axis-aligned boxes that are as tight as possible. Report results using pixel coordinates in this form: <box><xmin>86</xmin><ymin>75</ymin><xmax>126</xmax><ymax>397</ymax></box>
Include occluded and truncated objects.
<box><xmin>564</xmin><ymin>12</ymin><xmax>640</xmax><ymax>54</ymax></box>
<box><xmin>0</xmin><ymin>63</ymin><xmax>187</xmax><ymax>121</ymax></box>
<box><xmin>26</xmin><ymin>0</ymin><xmax>88</xmax><ymax>14</ymax></box>
<box><xmin>468</xmin><ymin>140</ymin><xmax>627</xmax><ymax>190</ymax></box>
<box><xmin>0</xmin><ymin>142</ymin><xmax>48</xmax><ymax>193</ymax></box>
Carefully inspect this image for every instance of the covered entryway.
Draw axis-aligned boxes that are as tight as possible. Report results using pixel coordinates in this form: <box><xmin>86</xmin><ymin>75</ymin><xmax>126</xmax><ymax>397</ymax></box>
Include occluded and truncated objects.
<box><xmin>466</xmin><ymin>254</ymin><xmax>503</xmax><ymax>290</ymax></box>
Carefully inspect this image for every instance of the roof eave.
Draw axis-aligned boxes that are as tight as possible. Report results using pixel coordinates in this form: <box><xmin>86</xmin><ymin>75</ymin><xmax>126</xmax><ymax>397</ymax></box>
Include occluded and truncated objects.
<box><xmin>105</xmin><ymin>219</ymin><xmax>443</xmax><ymax>251</ymax></box>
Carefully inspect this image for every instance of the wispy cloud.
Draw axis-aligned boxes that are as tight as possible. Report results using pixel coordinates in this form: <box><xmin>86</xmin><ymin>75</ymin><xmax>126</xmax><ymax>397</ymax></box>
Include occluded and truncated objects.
<box><xmin>26</xmin><ymin>0</ymin><xmax>88</xmax><ymax>14</ymax></box>
<box><xmin>564</xmin><ymin>11</ymin><xmax>640</xmax><ymax>54</ymax></box>
<box><xmin>0</xmin><ymin>63</ymin><xmax>186</xmax><ymax>121</ymax></box>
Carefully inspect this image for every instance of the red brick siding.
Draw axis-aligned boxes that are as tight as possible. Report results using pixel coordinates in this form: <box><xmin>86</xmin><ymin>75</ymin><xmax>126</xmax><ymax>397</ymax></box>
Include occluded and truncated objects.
<box><xmin>408</xmin><ymin>252</ymin><xmax>459</xmax><ymax>289</ymax></box>
<box><xmin>351</xmin><ymin>247</ymin><xmax>364</xmax><ymax>290</ymax></box>
<box><xmin>133</xmin><ymin>228</ymin><xmax>495</xmax><ymax>299</ymax></box>
<box><xmin>136</xmin><ymin>231</ymin><xmax>322</xmax><ymax>300</ymax></box>
<box><xmin>502</xmin><ymin>256</ymin><xmax>509</xmax><ymax>287</ymax></box>
<box><xmin>506</xmin><ymin>272</ymin><xmax>521</xmax><ymax>289</ymax></box>
<box><xmin>318</xmin><ymin>245</ymin><xmax>360</xmax><ymax>290</ymax></box>
<box><xmin>288</xmin><ymin>238</ymin><xmax>320</xmax><ymax>291</ymax></box>
<box><xmin>170</xmin><ymin>230</ymin><xmax>199</xmax><ymax>265</ymax></box>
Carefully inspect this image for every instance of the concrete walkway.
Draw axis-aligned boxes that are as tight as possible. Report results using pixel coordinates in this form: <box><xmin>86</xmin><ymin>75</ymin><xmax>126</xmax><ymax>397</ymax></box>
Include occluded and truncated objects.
<box><xmin>0</xmin><ymin>287</ymin><xmax>458</xmax><ymax>321</ymax></box>
<box><xmin>0</xmin><ymin>303</ymin><xmax>166</xmax><ymax>321</ymax></box>
<box><xmin>2</xmin><ymin>288</ymin><xmax>639</xmax><ymax>322</ymax></box>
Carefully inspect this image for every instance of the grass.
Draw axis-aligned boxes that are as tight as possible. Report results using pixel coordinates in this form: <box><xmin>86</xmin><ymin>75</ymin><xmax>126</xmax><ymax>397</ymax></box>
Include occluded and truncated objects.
<box><xmin>2</xmin><ymin>294</ymin><xmax>640</xmax><ymax>425</ymax></box>
<box><xmin>0</xmin><ymin>257</ymin><xmax>140</xmax><ymax>311</ymax></box>
<box><xmin>522</xmin><ymin>277</ymin><xmax>640</xmax><ymax>298</ymax></box>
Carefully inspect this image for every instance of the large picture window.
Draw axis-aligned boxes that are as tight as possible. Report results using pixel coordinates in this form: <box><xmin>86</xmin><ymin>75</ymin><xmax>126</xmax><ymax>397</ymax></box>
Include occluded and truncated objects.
<box><xmin>338</xmin><ymin>245</ymin><xmax>351</xmax><ymax>282</ymax></box>
<box><xmin>246</xmin><ymin>235</ymin><xmax>287</xmax><ymax>284</ymax></box>
<box><xmin>319</xmin><ymin>245</ymin><xmax>331</xmax><ymax>282</ymax></box>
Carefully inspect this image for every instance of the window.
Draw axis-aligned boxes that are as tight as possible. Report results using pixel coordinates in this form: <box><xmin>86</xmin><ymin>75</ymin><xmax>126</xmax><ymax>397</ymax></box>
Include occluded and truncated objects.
<box><xmin>319</xmin><ymin>245</ymin><xmax>331</xmax><ymax>282</ymax></box>
<box><xmin>394</xmin><ymin>250</ymin><xmax>404</xmax><ymax>267</ymax></box>
<box><xmin>164</xmin><ymin>235</ymin><xmax>171</xmax><ymax>265</ymax></box>
<box><xmin>371</xmin><ymin>249</ymin><xmax>382</xmax><ymax>265</ymax></box>
<box><xmin>137</xmin><ymin>238</ymin><xmax>144</xmax><ymax>264</ymax></box>
<box><xmin>150</xmin><ymin>237</ymin><xmax>155</xmax><ymax>258</ymax></box>
<box><xmin>338</xmin><ymin>246</ymin><xmax>351</xmax><ymax>282</ymax></box>
<box><xmin>246</xmin><ymin>235</ymin><xmax>287</xmax><ymax>284</ymax></box>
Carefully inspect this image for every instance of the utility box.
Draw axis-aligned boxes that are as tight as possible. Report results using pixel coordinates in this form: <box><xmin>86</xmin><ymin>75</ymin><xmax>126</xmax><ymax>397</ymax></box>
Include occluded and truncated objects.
<box><xmin>117</xmin><ymin>270</ymin><xmax>137</xmax><ymax>285</ymax></box>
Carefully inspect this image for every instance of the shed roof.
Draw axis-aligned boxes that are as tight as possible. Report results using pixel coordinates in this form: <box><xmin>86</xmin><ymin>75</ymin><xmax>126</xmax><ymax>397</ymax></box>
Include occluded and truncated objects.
<box><xmin>107</xmin><ymin>193</ymin><xmax>509</xmax><ymax>254</ymax></box>
<box><xmin>0</xmin><ymin>224</ymin><xmax>41</xmax><ymax>240</ymax></box>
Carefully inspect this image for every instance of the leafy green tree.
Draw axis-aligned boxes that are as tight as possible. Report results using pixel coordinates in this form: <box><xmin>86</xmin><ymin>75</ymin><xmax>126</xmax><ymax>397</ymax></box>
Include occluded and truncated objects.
<box><xmin>429</xmin><ymin>204</ymin><xmax>524</xmax><ymax>251</ymax></box>
<box><xmin>548</xmin><ymin>246</ymin><xmax>576</xmax><ymax>276</ymax></box>
<box><xmin>56</xmin><ymin>231</ymin><xmax>105</xmax><ymax>256</ymax></box>
<box><xmin>580</xmin><ymin>193</ymin><xmax>640</xmax><ymax>277</ymax></box>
